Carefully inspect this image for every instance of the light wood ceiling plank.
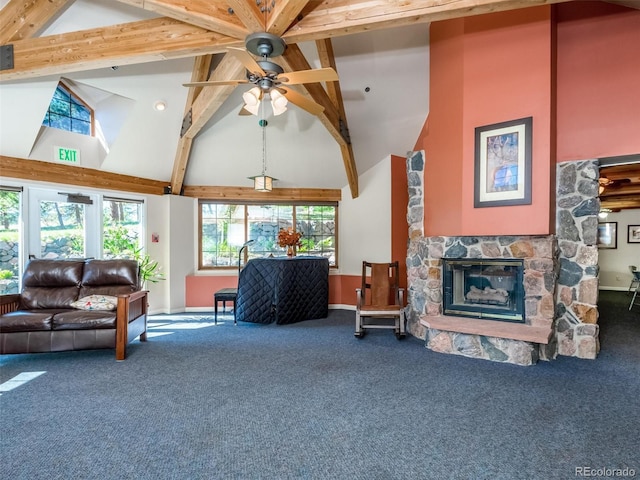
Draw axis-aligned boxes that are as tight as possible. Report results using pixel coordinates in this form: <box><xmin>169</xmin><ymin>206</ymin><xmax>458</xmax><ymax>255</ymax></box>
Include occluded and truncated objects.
<box><xmin>226</xmin><ymin>0</ymin><xmax>266</xmax><ymax>33</ymax></box>
<box><xmin>181</xmin><ymin>53</ymin><xmax>246</xmax><ymax>138</ymax></box>
<box><xmin>183</xmin><ymin>185</ymin><xmax>342</xmax><ymax>202</ymax></box>
<box><xmin>170</xmin><ymin>136</ymin><xmax>194</xmax><ymax>195</ymax></box>
<box><xmin>169</xmin><ymin>54</ymin><xmax>214</xmax><ymax>195</ymax></box>
<box><xmin>0</xmin><ymin>17</ymin><xmax>242</xmax><ymax>81</ymax></box>
<box><xmin>113</xmin><ymin>0</ymin><xmax>249</xmax><ymax>39</ymax></box>
<box><xmin>0</xmin><ymin>0</ymin><xmax>72</xmax><ymax>43</ymax></box>
<box><xmin>280</xmin><ymin>44</ymin><xmax>342</xmax><ymax>142</ymax></box>
<box><xmin>0</xmin><ymin>156</ymin><xmax>167</xmax><ymax>195</ymax></box>
<box><xmin>267</xmin><ymin>0</ymin><xmax>311</xmax><ymax>36</ymax></box>
<box><xmin>283</xmin><ymin>0</ymin><xmax>570</xmax><ymax>44</ymax></box>
<box><xmin>316</xmin><ymin>38</ymin><xmax>358</xmax><ymax>198</ymax></box>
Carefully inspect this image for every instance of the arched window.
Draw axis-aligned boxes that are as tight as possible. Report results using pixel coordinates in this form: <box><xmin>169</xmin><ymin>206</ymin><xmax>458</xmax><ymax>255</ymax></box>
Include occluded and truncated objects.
<box><xmin>42</xmin><ymin>82</ymin><xmax>93</xmax><ymax>136</ymax></box>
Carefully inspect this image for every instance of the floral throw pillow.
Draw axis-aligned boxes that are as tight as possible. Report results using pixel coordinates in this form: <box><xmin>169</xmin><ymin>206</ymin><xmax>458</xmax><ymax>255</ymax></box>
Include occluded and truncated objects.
<box><xmin>70</xmin><ymin>295</ymin><xmax>118</xmax><ymax>311</ymax></box>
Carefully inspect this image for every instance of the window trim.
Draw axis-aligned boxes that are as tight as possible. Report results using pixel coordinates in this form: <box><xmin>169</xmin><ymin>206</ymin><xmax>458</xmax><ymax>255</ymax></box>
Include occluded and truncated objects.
<box><xmin>198</xmin><ymin>200</ymin><xmax>339</xmax><ymax>270</ymax></box>
<box><xmin>42</xmin><ymin>81</ymin><xmax>95</xmax><ymax>137</ymax></box>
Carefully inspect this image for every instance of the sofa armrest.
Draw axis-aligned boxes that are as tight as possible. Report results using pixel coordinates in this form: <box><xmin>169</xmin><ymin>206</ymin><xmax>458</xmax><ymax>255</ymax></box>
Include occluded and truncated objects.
<box><xmin>0</xmin><ymin>294</ymin><xmax>21</xmax><ymax>315</ymax></box>
<box><xmin>115</xmin><ymin>290</ymin><xmax>148</xmax><ymax>361</ymax></box>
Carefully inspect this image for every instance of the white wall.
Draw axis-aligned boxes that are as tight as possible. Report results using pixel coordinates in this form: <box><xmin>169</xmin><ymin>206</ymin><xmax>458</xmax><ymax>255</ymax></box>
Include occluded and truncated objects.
<box><xmin>338</xmin><ymin>157</ymin><xmax>392</xmax><ymax>275</ymax></box>
<box><xmin>598</xmin><ymin>209</ymin><xmax>640</xmax><ymax>290</ymax></box>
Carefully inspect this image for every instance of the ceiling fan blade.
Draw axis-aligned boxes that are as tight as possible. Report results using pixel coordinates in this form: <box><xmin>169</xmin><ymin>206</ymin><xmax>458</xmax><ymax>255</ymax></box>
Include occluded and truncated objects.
<box><xmin>279</xmin><ymin>87</ymin><xmax>324</xmax><ymax>116</ymax></box>
<box><xmin>183</xmin><ymin>80</ymin><xmax>247</xmax><ymax>87</ymax></box>
<box><xmin>238</xmin><ymin>105</ymin><xmax>253</xmax><ymax>116</ymax></box>
<box><xmin>227</xmin><ymin>47</ymin><xmax>266</xmax><ymax>76</ymax></box>
<box><xmin>279</xmin><ymin>67</ymin><xmax>339</xmax><ymax>85</ymax></box>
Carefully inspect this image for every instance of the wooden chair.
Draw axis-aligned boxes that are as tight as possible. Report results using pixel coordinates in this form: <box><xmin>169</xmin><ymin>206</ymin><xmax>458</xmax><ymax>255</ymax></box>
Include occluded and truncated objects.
<box><xmin>355</xmin><ymin>261</ymin><xmax>406</xmax><ymax>339</ymax></box>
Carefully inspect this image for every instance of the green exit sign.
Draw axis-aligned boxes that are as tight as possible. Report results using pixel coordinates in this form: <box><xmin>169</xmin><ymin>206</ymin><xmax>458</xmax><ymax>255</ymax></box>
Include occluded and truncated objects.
<box><xmin>54</xmin><ymin>146</ymin><xmax>80</xmax><ymax>164</ymax></box>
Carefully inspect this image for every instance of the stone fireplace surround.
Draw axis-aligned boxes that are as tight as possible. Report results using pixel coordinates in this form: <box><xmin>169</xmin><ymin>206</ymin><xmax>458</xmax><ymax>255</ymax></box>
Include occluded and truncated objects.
<box><xmin>405</xmin><ymin>151</ymin><xmax>600</xmax><ymax>366</ymax></box>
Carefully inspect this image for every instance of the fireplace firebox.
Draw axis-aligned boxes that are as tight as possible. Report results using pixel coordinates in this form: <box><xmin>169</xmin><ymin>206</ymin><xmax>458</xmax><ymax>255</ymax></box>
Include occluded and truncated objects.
<box><xmin>442</xmin><ymin>258</ymin><xmax>525</xmax><ymax>323</ymax></box>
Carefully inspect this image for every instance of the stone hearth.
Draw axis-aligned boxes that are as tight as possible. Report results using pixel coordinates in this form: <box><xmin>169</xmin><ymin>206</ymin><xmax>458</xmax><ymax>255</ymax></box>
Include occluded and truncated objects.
<box><xmin>404</xmin><ymin>152</ymin><xmax>600</xmax><ymax>366</ymax></box>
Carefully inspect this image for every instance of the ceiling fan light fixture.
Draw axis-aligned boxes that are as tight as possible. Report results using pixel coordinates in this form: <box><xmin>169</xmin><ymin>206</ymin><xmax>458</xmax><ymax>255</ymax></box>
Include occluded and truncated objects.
<box><xmin>243</xmin><ymin>86</ymin><xmax>261</xmax><ymax>105</ymax></box>
<box><xmin>270</xmin><ymin>89</ymin><xmax>288</xmax><ymax>116</ymax></box>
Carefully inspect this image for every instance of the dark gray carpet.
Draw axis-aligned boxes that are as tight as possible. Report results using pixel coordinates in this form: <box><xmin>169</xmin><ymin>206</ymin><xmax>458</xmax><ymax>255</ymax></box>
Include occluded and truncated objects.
<box><xmin>1</xmin><ymin>293</ymin><xmax>638</xmax><ymax>480</ymax></box>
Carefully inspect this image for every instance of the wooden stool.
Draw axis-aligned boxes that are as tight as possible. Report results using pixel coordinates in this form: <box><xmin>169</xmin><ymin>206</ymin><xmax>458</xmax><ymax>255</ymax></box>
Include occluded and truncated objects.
<box><xmin>214</xmin><ymin>288</ymin><xmax>238</xmax><ymax>324</ymax></box>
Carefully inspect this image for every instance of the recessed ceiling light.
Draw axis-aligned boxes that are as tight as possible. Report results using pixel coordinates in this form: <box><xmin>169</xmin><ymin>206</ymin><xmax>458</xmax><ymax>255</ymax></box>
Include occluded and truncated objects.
<box><xmin>154</xmin><ymin>101</ymin><xmax>167</xmax><ymax>111</ymax></box>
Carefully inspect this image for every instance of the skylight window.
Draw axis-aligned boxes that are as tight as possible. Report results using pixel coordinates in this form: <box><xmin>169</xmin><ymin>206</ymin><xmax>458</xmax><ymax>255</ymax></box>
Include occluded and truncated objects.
<box><xmin>42</xmin><ymin>83</ymin><xmax>93</xmax><ymax>136</ymax></box>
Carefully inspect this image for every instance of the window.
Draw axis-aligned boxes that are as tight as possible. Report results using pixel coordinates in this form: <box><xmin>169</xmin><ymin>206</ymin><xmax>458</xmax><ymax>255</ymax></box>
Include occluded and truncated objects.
<box><xmin>42</xmin><ymin>83</ymin><xmax>93</xmax><ymax>136</ymax></box>
<box><xmin>103</xmin><ymin>197</ymin><xmax>144</xmax><ymax>259</ymax></box>
<box><xmin>199</xmin><ymin>202</ymin><xmax>337</xmax><ymax>269</ymax></box>
<box><xmin>0</xmin><ymin>187</ymin><xmax>22</xmax><ymax>294</ymax></box>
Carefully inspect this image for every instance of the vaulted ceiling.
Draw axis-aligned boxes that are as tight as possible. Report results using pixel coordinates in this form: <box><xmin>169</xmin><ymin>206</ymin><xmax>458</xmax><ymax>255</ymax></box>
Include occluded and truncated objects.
<box><xmin>1</xmin><ymin>0</ymin><xmax>638</xmax><ymax>206</ymax></box>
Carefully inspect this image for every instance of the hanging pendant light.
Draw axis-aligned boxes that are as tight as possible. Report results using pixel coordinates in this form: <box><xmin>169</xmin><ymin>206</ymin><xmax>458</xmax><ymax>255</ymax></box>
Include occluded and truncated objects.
<box><xmin>248</xmin><ymin>115</ymin><xmax>276</xmax><ymax>192</ymax></box>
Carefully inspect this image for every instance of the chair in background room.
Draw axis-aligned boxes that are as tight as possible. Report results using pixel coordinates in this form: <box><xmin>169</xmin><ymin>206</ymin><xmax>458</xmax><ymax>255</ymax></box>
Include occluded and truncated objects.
<box><xmin>628</xmin><ymin>266</ymin><xmax>640</xmax><ymax>293</ymax></box>
<box><xmin>629</xmin><ymin>265</ymin><xmax>640</xmax><ymax>311</ymax></box>
<box><xmin>355</xmin><ymin>261</ymin><xmax>406</xmax><ymax>339</ymax></box>
<box><xmin>213</xmin><ymin>240</ymin><xmax>254</xmax><ymax>324</ymax></box>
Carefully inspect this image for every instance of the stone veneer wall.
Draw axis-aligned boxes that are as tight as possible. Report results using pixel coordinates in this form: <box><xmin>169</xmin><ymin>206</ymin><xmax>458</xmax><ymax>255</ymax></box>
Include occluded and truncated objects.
<box><xmin>404</xmin><ymin>151</ymin><xmax>600</xmax><ymax>365</ymax></box>
<box><xmin>555</xmin><ymin>160</ymin><xmax>600</xmax><ymax>359</ymax></box>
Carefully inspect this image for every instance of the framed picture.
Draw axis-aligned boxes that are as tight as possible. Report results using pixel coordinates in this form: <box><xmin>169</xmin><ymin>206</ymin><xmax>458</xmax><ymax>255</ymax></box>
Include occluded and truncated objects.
<box><xmin>474</xmin><ymin>116</ymin><xmax>532</xmax><ymax>208</ymax></box>
<box><xmin>598</xmin><ymin>222</ymin><xmax>618</xmax><ymax>249</ymax></box>
<box><xmin>628</xmin><ymin>225</ymin><xmax>640</xmax><ymax>244</ymax></box>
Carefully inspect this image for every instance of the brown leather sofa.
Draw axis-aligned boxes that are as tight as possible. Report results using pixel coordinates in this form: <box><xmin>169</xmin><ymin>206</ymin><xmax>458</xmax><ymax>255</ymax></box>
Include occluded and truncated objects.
<box><xmin>0</xmin><ymin>258</ymin><xmax>148</xmax><ymax>360</ymax></box>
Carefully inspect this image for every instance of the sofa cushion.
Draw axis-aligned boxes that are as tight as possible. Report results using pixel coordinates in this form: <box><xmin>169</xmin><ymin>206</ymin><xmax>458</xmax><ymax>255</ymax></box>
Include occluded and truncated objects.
<box><xmin>81</xmin><ymin>259</ymin><xmax>138</xmax><ymax>288</ymax></box>
<box><xmin>21</xmin><ymin>259</ymin><xmax>84</xmax><ymax>309</ymax></box>
<box><xmin>21</xmin><ymin>286</ymin><xmax>82</xmax><ymax>310</ymax></box>
<box><xmin>0</xmin><ymin>311</ymin><xmax>54</xmax><ymax>332</ymax></box>
<box><xmin>52</xmin><ymin>310</ymin><xmax>117</xmax><ymax>330</ymax></box>
<box><xmin>70</xmin><ymin>294</ymin><xmax>118</xmax><ymax>311</ymax></box>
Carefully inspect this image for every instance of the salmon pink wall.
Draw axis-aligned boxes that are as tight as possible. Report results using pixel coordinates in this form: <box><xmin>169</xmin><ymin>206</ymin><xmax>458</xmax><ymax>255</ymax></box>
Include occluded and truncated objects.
<box><xmin>391</xmin><ymin>154</ymin><xmax>408</xmax><ymax>292</ymax></box>
<box><xmin>417</xmin><ymin>8</ymin><xmax>555</xmax><ymax>236</ymax></box>
<box><xmin>186</xmin><ymin>275</ymin><xmax>237</xmax><ymax>308</ymax></box>
<box><xmin>187</xmin><ymin>274</ymin><xmax>349</xmax><ymax>308</ymax></box>
<box><xmin>415</xmin><ymin>18</ymin><xmax>465</xmax><ymax>235</ymax></box>
<box><xmin>556</xmin><ymin>2</ymin><xmax>640</xmax><ymax>161</ymax></box>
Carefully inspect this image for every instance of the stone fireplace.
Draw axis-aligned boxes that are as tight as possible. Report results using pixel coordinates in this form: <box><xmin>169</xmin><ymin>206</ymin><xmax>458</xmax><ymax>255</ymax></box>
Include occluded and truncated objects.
<box><xmin>405</xmin><ymin>151</ymin><xmax>600</xmax><ymax>366</ymax></box>
<box><xmin>442</xmin><ymin>258</ymin><xmax>525</xmax><ymax>323</ymax></box>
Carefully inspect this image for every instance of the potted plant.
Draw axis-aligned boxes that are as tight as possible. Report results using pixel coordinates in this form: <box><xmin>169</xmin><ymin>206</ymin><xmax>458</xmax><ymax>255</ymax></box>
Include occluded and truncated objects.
<box><xmin>133</xmin><ymin>248</ymin><xmax>165</xmax><ymax>289</ymax></box>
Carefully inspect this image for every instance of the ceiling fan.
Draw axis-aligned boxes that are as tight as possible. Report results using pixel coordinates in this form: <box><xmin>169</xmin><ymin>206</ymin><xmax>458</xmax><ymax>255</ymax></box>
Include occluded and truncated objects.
<box><xmin>183</xmin><ymin>32</ymin><xmax>338</xmax><ymax>116</ymax></box>
<box><xmin>599</xmin><ymin>176</ymin><xmax>630</xmax><ymax>194</ymax></box>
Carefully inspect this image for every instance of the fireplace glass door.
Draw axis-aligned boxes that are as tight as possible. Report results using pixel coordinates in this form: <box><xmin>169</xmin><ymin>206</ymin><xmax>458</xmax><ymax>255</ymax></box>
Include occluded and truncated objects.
<box><xmin>442</xmin><ymin>258</ymin><xmax>525</xmax><ymax>323</ymax></box>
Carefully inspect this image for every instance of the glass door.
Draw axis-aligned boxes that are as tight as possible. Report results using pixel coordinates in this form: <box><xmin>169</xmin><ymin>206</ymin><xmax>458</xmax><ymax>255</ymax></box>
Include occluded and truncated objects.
<box><xmin>28</xmin><ymin>189</ymin><xmax>99</xmax><ymax>260</ymax></box>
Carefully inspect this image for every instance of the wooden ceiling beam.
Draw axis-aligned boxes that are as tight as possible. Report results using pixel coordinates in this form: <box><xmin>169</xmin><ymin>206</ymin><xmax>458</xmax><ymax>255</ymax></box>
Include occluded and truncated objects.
<box><xmin>283</xmin><ymin>0</ymin><xmax>570</xmax><ymax>44</ymax></box>
<box><xmin>316</xmin><ymin>38</ymin><xmax>358</xmax><ymax>198</ymax></box>
<box><xmin>0</xmin><ymin>0</ymin><xmax>72</xmax><ymax>43</ymax></box>
<box><xmin>0</xmin><ymin>17</ymin><xmax>242</xmax><ymax>81</ymax></box>
<box><xmin>226</xmin><ymin>0</ymin><xmax>266</xmax><ymax>33</ymax></box>
<box><xmin>170</xmin><ymin>54</ymin><xmax>214</xmax><ymax>195</ymax></box>
<box><xmin>280</xmin><ymin>44</ymin><xmax>343</xmax><ymax>146</ymax></box>
<box><xmin>0</xmin><ymin>156</ymin><xmax>167</xmax><ymax>196</ymax></box>
<box><xmin>267</xmin><ymin>0</ymin><xmax>311</xmax><ymax>37</ymax></box>
<box><xmin>183</xmin><ymin>185</ymin><xmax>342</xmax><ymax>202</ymax></box>
<box><xmin>180</xmin><ymin>53</ymin><xmax>246</xmax><ymax>139</ymax></box>
<box><xmin>113</xmin><ymin>0</ymin><xmax>249</xmax><ymax>39</ymax></box>
<box><xmin>0</xmin><ymin>0</ymin><xmax>575</xmax><ymax>82</ymax></box>
<box><xmin>600</xmin><ymin>194</ymin><xmax>640</xmax><ymax>211</ymax></box>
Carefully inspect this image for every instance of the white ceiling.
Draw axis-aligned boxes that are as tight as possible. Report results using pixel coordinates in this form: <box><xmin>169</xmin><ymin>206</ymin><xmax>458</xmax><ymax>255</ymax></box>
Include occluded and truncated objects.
<box><xmin>0</xmin><ymin>0</ymin><xmax>430</xmax><ymax>192</ymax></box>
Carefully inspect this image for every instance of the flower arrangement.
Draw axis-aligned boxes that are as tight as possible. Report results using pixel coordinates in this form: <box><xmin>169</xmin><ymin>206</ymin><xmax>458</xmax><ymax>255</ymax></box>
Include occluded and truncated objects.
<box><xmin>277</xmin><ymin>227</ymin><xmax>303</xmax><ymax>248</ymax></box>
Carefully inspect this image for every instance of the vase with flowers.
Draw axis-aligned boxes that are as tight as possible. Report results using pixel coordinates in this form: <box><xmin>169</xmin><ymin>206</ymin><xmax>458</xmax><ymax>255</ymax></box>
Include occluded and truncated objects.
<box><xmin>277</xmin><ymin>227</ymin><xmax>303</xmax><ymax>257</ymax></box>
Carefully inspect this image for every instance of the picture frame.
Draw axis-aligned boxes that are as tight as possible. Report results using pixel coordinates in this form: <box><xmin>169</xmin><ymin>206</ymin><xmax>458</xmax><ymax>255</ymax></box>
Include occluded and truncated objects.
<box><xmin>597</xmin><ymin>222</ymin><xmax>618</xmax><ymax>249</ymax></box>
<box><xmin>474</xmin><ymin>116</ymin><xmax>532</xmax><ymax>208</ymax></box>
<box><xmin>628</xmin><ymin>225</ymin><xmax>640</xmax><ymax>244</ymax></box>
